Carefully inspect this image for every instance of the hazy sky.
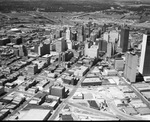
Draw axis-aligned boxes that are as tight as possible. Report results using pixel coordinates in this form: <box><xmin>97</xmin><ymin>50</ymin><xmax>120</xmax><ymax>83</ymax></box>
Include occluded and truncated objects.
<box><xmin>1</xmin><ymin>0</ymin><xmax>150</xmax><ymax>2</ymax></box>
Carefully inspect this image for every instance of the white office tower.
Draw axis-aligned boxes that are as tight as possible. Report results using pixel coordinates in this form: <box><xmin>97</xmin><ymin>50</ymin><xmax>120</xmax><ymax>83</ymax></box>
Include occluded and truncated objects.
<box><xmin>103</xmin><ymin>32</ymin><xmax>109</xmax><ymax>42</ymax></box>
<box><xmin>84</xmin><ymin>42</ymin><xmax>90</xmax><ymax>56</ymax></box>
<box><xmin>66</xmin><ymin>27</ymin><xmax>71</xmax><ymax>42</ymax></box>
<box><xmin>66</xmin><ymin>27</ymin><xmax>73</xmax><ymax>49</ymax></box>
<box><xmin>109</xmin><ymin>30</ymin><xmax>120</xmax><ymax>43</ymax></box>
<box><xmin>87</xmin><ymin>45</ymin><xmax>99</xmax><ymax>58</ymax></box>
<box><xmin>124</xmin><ymin>52</ymin><xmax>138</xmax><ymax>83</ymax></box>
<box><xmin>67</xmin><ymin>41</ymin><xmax>73</xmax><ymax>50</ymax></box>
<box><xmin>139</xmin><ymin>33</ymin><xmax>150</xmax><ymax>77</ymax></box>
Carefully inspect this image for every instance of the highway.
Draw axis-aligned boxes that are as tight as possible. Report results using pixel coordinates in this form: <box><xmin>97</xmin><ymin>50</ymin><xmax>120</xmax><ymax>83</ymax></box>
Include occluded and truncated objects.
<box><xmin>107</xmin><ymin>100</ymin><xmax>144</xmax><ymax>120</ymax></box>
<box><xmin>67</xmin><ymin>101</ymin><xmax>118</xmax><ymax>119</ymax></box>
<box><xmin>67</xmin><ymin>86</ymin><xmax>143</xmax><ymax>120</ymax></box>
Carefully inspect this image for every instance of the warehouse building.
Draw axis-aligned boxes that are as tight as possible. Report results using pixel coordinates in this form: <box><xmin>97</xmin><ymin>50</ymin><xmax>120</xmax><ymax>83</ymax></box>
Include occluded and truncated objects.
<box><xmin>19</xmin><ymin>109</ymin><xmax>51</xmax><ymax>120</ymax></box>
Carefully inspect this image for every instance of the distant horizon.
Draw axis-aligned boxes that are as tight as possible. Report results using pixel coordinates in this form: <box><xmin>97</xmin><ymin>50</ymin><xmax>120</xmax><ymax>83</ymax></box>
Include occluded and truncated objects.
<box><xmin>1</xmin><ymin>0</ymin><xmax>150</xmax><ymax>3</ymax></box>
<box><xmin>0</xmin><ymin>0</ymin><xmax>150</xmax><ymax>1</ymax></box>
<box><xmin>0</xmin><ymin>0</ymin><xmax>150</xmax><ymax>13</ymax></box>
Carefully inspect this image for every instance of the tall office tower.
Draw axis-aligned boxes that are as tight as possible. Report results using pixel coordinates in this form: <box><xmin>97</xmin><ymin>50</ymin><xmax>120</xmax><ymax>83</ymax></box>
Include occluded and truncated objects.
<box><xmin>106</xmin><ymin>42</ymin><xmax>113</xmax><ymax>57</ymax></box>
<box><xmin>77</xmin><ymin>33</ymin><xmax>84</xmax><ymax>42</ymax></box>
<box><xmin>124</xmin><ymin>52</ymin><xmax>138</xmax><ymax>83</ymax></box>
<box><xmin>104</xmin><ymin>32</ymin><xmax>110</xmax><ymax>42</ymax></box>
<box><xmin>120</xmin><ymin>28</ymin><xmax>129</xmax><ymax>52</ymax></box>
<box><xmin>139</xmin><ymin>32</ymin><xmax>150</xmax><ymax>76</ymax></box>
<box><xmin>114</xmin><ymin>39</ymin><xmax>118</xmax><ymax>54</ymax></box>
<box><xmin>71</xmin><ymin>31</ymin><xmax>77</xmax><ymax>41</ymax></box>
<box><xmin>98</xmin><ymin>39</ymin><xmax>107</xmax><ymax>52</ymax></box>
<box><xmin>109</xmin><ymin>30</ymin><xmax>120</xmax><ymax>43</ymax></box>
<box><xmin>44</xmin><ymin>40</ymin><xmax>50</xmax><ymax>54</ymax></box>
<box><xmin>102</xmin><ymin>24</ymin><xmax>106</xmax><ymax>33</ymax></box>
<box><xmin>84</xmin><ymin>25</ymin><xmax>91</xmax><ymax>39</ymax></box>
<box><xmin>38</xmin><ymin>43</ymin><xmax>44</xmax><ymax>56</ymax></box>
<box><xmin>82</xmin><ymin>25</ymin><xmax>84</xmax><ymax>36</ymax></box>
<box><xmin>67</xmin><ymin>41</ymin><xmax>73</xmax><ymax>50</ymax></box>
<box><xmin>95</xmin><ymin>28</ymin><xmax>101</xmax><ymax>38</ymax></box>
<box><xmin>86</xmin><ymin>45</ymin><xmax>99</xmax><ymax>58</ymax></box>
<box><xmin>59</xmin><ymin>29</ymin><xmax>64</xmax><ymax>38</ymax></box>
<box><xmin>90</xmin><ymin>32</ymin><xmax>97</xmax><ymax>42</ymax></box>
<box><xmin>66</xmin><ymin>27</ymin><xmax>71</xmax><ymax>41</ymax></box>
<box><xmin>56</xmin><ymin>30</ymin><xmax>61</xmax><ymax>38</ymax></box>
<box><xmin>37</xmin><ymin>41</ymin><xmax>50</xmax><ymax>56</ymax></box>
<box><xmin>55</xmin><ymin>37</ymin><xmax>66</xmax><ymax>53</ymax></box>
<box><xmin>84</xmin><ymin>42</ymin><xmax>90</xmax><ymax>56</ymax></box>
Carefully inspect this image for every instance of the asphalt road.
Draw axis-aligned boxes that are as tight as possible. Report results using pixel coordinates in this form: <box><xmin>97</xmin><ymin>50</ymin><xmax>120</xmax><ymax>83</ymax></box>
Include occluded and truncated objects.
<box><xmin>67</xmin><ymin>101</ymin><xmax>118</xmax><ymax>119</ymax></box>
<box><xmin>107</xmin><ymin>100</ymin><xmax>144</xmax><ymax>120</ymax></box>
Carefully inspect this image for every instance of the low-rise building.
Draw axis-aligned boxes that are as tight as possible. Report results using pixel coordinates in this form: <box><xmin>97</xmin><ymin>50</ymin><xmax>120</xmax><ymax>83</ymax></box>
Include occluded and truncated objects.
<box><xmin>49</xmin><ymin>85</ymin><xmax>65</xmax><ymax>98</ymax></box>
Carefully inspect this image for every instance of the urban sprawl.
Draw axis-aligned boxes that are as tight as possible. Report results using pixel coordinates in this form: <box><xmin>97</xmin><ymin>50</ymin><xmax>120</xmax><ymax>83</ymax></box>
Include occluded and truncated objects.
<box><xmin>0</xmin><ymin>4</ymin><xmax>150</xmax><ymax>120</ymax></box>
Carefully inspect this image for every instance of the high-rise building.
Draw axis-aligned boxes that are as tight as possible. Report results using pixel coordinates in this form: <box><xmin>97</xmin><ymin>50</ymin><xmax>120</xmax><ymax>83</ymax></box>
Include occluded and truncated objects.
<box><xmin>139</xmin><ymin>32</ymin><xmax>150</xmax><ymax>76</ymax></box>
<box><xmin>107</xmin><ymin>42</ymin><xmax>113</xmax><ymax>57</ymax></box>
<box><xmin>67</xmin><ymin>41</ymin><xmax>73</xmax><ymax>50</ymax></box>
<box><xmin>76</xmin><ymin>25</ymin><xmax>84</xmax><ymax>42</ymax></box>
<box><xmin>90</xmin><ymin>32</ymin><xmax>97</xmax><ymax>42</ymax></box>
<box><xmin>124</xmin><ymin>52</ymin><xmax>138</xmax><ymax>82</ymax></box>
<box><xmin>71</xmin><ymin>31</ymin><xmax>77</xmax><ymax>41</ymax></box>
<box><xmin>66</xmin><ymin>27</ymin><xmax>71</xmax><ymax>41</ymax></box>
<box><xmin>85</xmin><ymin>45</ymin><xmax>99</xmax><ymax>58</ymax></box>
<box><xmin>103</xmin><ymin>32</ymin><xmax>109</xmax><ymax>42</ymax></box>
<box><xmin>109</xmin><ymin>30</ymin><xmax>120</xmax><ymax>43</ymax></box>
<box><xmin>120</xmin><ymin>28</ymin><xmax>129</xmax><ymax>52</ymax></box>
<box><xmin>84</xmin><ymin>42</ymin><xmax>90</xmax><ymax>56</ymax></box>
<box><xmin>55</xmin><ymin>37</ymin><xmax>66</xmax><ymax>53</ymax></box>
<box><xmin>37</xmin><ymin>41</ymin><xmax>50</xmax><ymax>56</ymax></box>
<box><xmin>97</xmin><ymin>39</ymin><xmax>107</xmax><ymax>52</ymax></box>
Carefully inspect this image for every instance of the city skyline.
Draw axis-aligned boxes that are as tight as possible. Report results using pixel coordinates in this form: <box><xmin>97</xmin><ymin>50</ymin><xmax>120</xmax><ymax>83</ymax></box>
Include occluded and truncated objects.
<box><xmin>0</xmin><ymin>0</ymin><xmax>150</xmax><ymax>120</ymax></box>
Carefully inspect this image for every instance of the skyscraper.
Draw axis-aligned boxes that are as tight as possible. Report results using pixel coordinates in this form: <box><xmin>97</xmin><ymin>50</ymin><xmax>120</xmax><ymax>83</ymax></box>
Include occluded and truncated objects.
<box><xmin>86</xmin><ymin>45</ymin><xmax>99</xmax><ymax>58</ymax></box>
<box><xmin>120</xmin><ymin>28</ymin><xmax>129</xmax><ymax>52</ymax></box>
<box><xmin>106</xmin><ymin>42</ymin><xmax>113</xmax><ymax>57</ymax></box>
<box><xmin>97</xmin><ymin>39</ymin><xmax>107</xmax><ymax>52</ymax></box>
<box><xmin>71</xmin><ymin>31</ymin><xmax>77</xmax><ymax>41</ymax></box>
<box><xmin>124</xmin><ymin>52</ymin><xmax>138</xmax><ymax>83</ymax></box>
<box><xmin>66</xmin><ymin>27</ymin><xmax>71</xmax><ymax>41</ymax></box>
<box><xmin>84</xmin><ymin>42</ymin><xmax>90</xmax><ymax>56</ymax></box>
<box><xmin>55</xmin><ymin>37</ymin><xmax>66</xmax><ymax>53</ymax></box>
<box><xmin>139</xmin><ymin>32</ymin><xmax>150</xmax><ymax>76</ymax></box>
